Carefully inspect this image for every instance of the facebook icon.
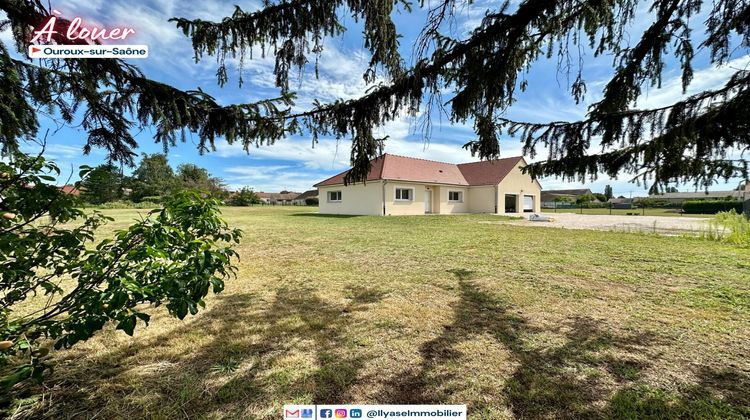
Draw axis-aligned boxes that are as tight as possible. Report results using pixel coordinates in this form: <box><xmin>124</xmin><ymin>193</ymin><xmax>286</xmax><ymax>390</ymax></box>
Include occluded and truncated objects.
<box><xmin>320</xmin><ymin>408</ymin><xmax>333</xmax><ymax>418</ymax></box>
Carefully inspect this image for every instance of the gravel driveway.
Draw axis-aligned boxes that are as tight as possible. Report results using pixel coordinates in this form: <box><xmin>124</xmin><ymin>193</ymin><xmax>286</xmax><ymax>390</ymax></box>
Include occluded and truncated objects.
<box><xmin>491</xmin><ymin>212</ymin><xmax>710</xmax><ymax>234</ymax></box>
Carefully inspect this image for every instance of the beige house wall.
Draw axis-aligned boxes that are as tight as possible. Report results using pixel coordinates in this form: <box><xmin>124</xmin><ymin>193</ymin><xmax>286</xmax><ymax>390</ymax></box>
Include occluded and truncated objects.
<box><xmin>384</xmin><ymin>182</ymin><xmax>430</xmax><ymax>215</ymax></box>
<box><xmin>468</xmin><ymin>185</ymin><xmax>497</xmax><ymax>213</ymax></box>
<box><xmin>382</xmin><ymin>182</ymin><xmax>471</xmax><ymax>215</ymax></box>
<box><xmin>318</xmin><ymin>182</ymin><xmax>383</xmax><ymax>215</ymax></box>
<box><xmin>497</xmin><ymin>162</ymin><xmax>542</xmax><ymax>213</ymax></box>
<box><xmin>440</xmin><ymin>186</ymin><xmax>470</xmax><ymax>214</ymax></box>
<box><xmin>317</xmin><ymin>160</ymin><xmax>541</xmax><ymax>215</ymax></box>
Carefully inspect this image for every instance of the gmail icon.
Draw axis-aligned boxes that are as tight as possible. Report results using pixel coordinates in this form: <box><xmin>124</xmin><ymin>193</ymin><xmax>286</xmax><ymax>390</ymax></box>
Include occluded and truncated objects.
<box><xmin>284</xmin><ymin>407</ymin><xmax>300</xmax><ymax>418</ymax></box>
<box><xmin>285</xmin><ymin>405</ymin><xmax>316</xmax><ymax>419</ymax></box>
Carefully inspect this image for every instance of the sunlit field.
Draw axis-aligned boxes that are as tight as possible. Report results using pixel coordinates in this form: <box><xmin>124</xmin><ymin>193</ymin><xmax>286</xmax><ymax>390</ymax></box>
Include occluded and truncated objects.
<box><xmin>14</xmin><ymin>206</ymin><xmax>750</xmax><ymax>419</ymax></box>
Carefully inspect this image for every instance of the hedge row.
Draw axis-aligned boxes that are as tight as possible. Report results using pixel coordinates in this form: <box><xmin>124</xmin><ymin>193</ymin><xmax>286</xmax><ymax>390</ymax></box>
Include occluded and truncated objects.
<box><xmin>682</xmin><ymin>200</ymin><xmax>743</xmax><ymax>214</ymax></box>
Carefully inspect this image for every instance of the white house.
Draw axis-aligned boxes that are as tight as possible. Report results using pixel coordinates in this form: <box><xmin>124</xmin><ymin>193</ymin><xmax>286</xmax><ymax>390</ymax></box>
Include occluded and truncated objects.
<box><xmin>314</xmin><ymin>154</ymin><xmax>542</xmax><ymax>216</ymax></box>
<box><xmin>256</xmin><ymin>191</ymin><xmax>300</xmax><ymax>204</ymax></box>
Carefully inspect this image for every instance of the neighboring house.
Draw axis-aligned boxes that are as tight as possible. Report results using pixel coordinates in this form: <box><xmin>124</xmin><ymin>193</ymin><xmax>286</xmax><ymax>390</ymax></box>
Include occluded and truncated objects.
<box><xmin>314</xmin><ymin>154</ymin><xmax>541</xmax><ymax>216</ymax></box>
<box><xmin>257</xmin><ymin>191</ymin><xmax>301</xmax><ymax>204</ymax></box>
<box><xmin>646</xmin><ymin>190</ymin><xmax>743</xmax><ymax>204</ymax></box>
<box><xmin>59</xmin><ymin>185</ymin><xmax>82</xmax><ymax>196</ymax></box>
<box><xmin>293</xmin><ymin>189</ymin><xmax>318</xmax><ymax>205</ymax></box>
<box><xmin>540</xmin><ymin>189</ymin><xmax>594</xmax><ymax>208</ymax></box>
<box><xmin>608</xmin><ymin>197</ymin><xmax>634</xmax><ymax>209</ymax></box>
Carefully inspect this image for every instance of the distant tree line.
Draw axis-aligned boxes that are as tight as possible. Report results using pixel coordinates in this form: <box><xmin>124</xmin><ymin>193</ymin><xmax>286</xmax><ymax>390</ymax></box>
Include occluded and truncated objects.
<box><xmin>77</xmin><ymin>154</ymin><xmax>262</xmax><ymax>206</ymax></box>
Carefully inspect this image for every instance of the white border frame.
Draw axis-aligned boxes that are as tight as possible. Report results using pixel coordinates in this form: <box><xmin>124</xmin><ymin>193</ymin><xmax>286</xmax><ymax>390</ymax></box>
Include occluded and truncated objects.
<box><xmin>448</xmin><ymin>190</ymin><xmax>464</xmax><ymax>203</ymax></box>
<box><xmin>394</xmin><ymin>186</ymin><xmax>415</xmax><ymax>202</ymax></box>
<box><xmin>327</xmin><ymin>190</ymin><xmax>342</xmax><ymax>203</ymax></box>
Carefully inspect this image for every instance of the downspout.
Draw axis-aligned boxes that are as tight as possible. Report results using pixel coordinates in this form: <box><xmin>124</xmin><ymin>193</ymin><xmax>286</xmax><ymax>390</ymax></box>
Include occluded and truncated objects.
<box><xmin>494</xmin><ymin>185</ymin><xmax>498</xmax><ymax>214</ymax></box>
<box><xmin>382</xmin><ymin>180</ymin><xmax>387</xmax><ymax>216</ymax></box>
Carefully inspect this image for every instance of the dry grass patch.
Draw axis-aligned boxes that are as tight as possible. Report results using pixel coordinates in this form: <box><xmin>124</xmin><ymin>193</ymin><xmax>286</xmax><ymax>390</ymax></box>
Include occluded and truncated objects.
<box><xmin>6</xmin><ymin>206</ymin><xmax>749</xmax><ymax>419</ymax></box>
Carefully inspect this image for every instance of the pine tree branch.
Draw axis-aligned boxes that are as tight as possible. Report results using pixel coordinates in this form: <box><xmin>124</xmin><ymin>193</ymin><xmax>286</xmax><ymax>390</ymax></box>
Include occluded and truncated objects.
<box><xmin>4</xmin><ymin>0</ymin><xmax>749</xmax><ymax>189</ymax></box>
<box><xmin>170</xmin><ymin>0</ymin><xmax>404</xmax><ymax>89</ymax></box>
<box><xmin>496</xmin><ymin>69</ymin><xmax>750</xmax><ymax>131</ymax></box>
<box><xmin>520</xmin><ymin>74</ymin><xmax>750</xmax><ymax>190</ymax></box>
<box><xmin>8</xmin><ymin>56</ymin><xmax>296</xmax><ymax>166</ymax></box>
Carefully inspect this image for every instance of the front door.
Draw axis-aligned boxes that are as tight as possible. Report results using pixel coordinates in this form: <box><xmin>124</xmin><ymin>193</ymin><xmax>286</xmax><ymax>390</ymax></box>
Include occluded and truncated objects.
<box><xmin>425</xmin><ymin>189</ymin><xmax>432</xmax><ymax>213</ymax></box>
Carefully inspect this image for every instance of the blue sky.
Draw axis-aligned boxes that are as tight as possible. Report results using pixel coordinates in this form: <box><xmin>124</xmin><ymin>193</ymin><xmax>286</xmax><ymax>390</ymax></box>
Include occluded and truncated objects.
<box><xmin>2</xmin><ymin>0</ymin><xmax>748</xmax><ymax>196</ymax></box>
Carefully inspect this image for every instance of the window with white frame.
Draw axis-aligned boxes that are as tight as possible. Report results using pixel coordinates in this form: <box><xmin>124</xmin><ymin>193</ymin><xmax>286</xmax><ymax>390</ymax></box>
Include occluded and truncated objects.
<box><xmin>328</xmin><ymin>191</ymin><xmax>342</xmax><ymax>202</ymax></box>
<box><xmin>448</xmin><ymin>191</ymin><xmax>463</xmax><ymax>202</ymax></box>
<box><xmin>395</xmin><ymin>188</ymin><xmax>413</xmax><ymax>201</ymax></box>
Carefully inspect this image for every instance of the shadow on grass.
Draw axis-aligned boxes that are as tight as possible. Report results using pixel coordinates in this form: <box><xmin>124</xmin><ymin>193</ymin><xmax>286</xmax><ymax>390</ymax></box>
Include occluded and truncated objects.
<box><xmin>607</xmin><ymin>377</ymin><xmax>750</xmax><ymax>419</ymax></box>
<box><xmin>19</xmin><ymin>287</ymin><xmax>384</xmax><ymax>418</ymax></box>
<box><xmin>13</xmin><ymin>270</ymin><xmax>749</xmax><ymax>418</ymax></box>
<box><xmin>288</xmin><ymin>213</ymin><xmax>361</xmax><ymax>218</ymax></box>
<box><xmin>606</xmin><ymin>363</ymin><xmax>750</xmax><ymax>418</ymax></box>
<box><xmin>378</xmin><ymin>268</ymin><xmax>748</xmax><ymax>418</ymax></box>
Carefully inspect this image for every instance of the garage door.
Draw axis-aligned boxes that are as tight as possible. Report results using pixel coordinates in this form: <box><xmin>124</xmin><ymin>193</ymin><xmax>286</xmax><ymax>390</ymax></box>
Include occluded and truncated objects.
<box><xmin>523</xmin><ymin>195</ymin><xmax>534</xmax><ymax>212</ymax></box>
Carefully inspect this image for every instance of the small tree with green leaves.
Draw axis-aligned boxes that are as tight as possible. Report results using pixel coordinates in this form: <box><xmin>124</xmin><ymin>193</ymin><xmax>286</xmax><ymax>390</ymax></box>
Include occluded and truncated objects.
<box><xmin>128</xmin><ymin>154</ymin><xmax>177</xmax><ymax>202</ymax></box>
<box><xmin>176</xmin><ymin>163</ymin><xmax>228</xmax><ymax>199</ymax></box>
<box><xmin>554</xmin><ymin>196</ymin><xmax>574</xmax><ymax>206</ymax></box>
<box><xmin>79</xmin><ymin>163</ymin><xmax>122</xmax><ymax>204</ymax></box>
<box><xmin>576</xmin><ymin>193</ymin><xmax>597</xmax><ymax>208</ymax></box>
<box><xmin>593</xmin><ymin>193</ymin><xmax>607</xmax><ymax>202</ymax></box>
<box><xmin>0</xmin><ymin>153</ymin><xmax>241</xmax><ymax>397</ymax></box>
<box><xmin>227</xmin><ymin>187</ymin><xmax>261</xmax><ymax>206</ymax></box>
<box><xmin>604</xmin><ymin>185</ymin><xmax>614</xmax><ymax>201</ymax></box>
<box><xmin>553</xmin><ymin>196</ymin><xmax>573</xmax><ymax>211</ymax></box>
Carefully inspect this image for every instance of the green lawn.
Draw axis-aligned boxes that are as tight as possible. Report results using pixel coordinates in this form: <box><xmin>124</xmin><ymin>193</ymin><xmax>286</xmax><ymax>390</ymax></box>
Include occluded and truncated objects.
<box><xmin>13</xmin><ymin>207</ymin><xmax>750</xmax><ymax>419</ymax></box>
<box><xmin>543</xmin><ymin>207</ymin><xmax>711</xmax><ymax>217</ymax></box>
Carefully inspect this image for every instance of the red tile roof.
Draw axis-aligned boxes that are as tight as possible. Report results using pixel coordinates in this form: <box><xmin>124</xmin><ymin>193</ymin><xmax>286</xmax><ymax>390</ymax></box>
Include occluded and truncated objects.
<box><xmin>315</xmin><ymin>154</ymin><xmax>525</xmax><ymax>187</ymax></box>
<box><xmin>457</xmin><ymin>157</ymin><xmax>524</xmax><ymax>186</ymax></box>
<box><xmin>294</xmin><ymin>189</ymin><xmax>319</xmax><ymax>200</ymax></box>
<box><xmin>314</xmin><ymin>154</ymin><xmax>387</xmax><ymax>187</ymax></box>
<box><xmin>59</xmin><ymin>185</ymin><xmax>82</xmax><ymax>196</ymax></box>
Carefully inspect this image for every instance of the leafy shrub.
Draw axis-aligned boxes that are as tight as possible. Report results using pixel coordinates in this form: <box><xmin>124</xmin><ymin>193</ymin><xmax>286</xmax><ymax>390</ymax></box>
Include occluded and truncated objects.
<box><xmin>227</xmin><ymin>187</ymin><xmax>261</xmax><ymax>206</ymax></box>
<box><xmin>701</xmin><ymin>210</ymin><xmax>750</xmax><ymax>247</ymax></box>
<box><xmin>305</xmin><ymin>197</ymin><xmax>319</xmax><ymax>206</ymax></box>
<box><xmin>0</xmin><ymin>155</ymin><xmax>242</xmax><ymax>393</ymax></box>
<box><xmin>636</xmin><ymin>198</ymin><xmax>675</xmax><ymax>208</ymax></box>
<box><xmin>682</xmin><ymin>200</ymin><xmax>742</xmax><ymax>214</ymax></box>
<box><xmin>592</xmin><ymin>193</ymin><xmax>607</xmax><ymax>202</ymax></box>
<box><xmin>139</xmin><ymin>195</ymin><xmax>163</xmax><ymax>203</ymax></box>
<box><xmin>94</xmin><ymin>200</ymin><xmax>160</xmax><ymax>209</ymax></box>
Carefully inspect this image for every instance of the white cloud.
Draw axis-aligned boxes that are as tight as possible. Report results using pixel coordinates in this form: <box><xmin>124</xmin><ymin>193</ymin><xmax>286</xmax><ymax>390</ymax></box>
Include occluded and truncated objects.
<box><xmin>46</xmin><ymin>144</ymin><xmax>86</xmax><ymax>159</ymax></box>
<box><xmin>21</xmin><ymin>142</ymin><xmax>93</xmax><ymax>160</ymax></box>
<box><xmin>222</xmin><ymin>165</ymin><xmax>319</xmax><ymax>192</ymax></box>
<box><xmin>636</xmin><ymin>55</ymin><xmax>750</xmax><ymax>109</ymax></box>
<box><xmin>0</xmin><ymin>12</ymin><xmax>15</xmax><ymax>47</ymax></box>
<box><xmin>236</xmin><ymin>40</ymin><xmax>376</xmax><ymax>111</ymax></box>
<box><xmin>215</xmin><ymin>137</ymin><xmax>351</xmax><ymax>171</ymax></box>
